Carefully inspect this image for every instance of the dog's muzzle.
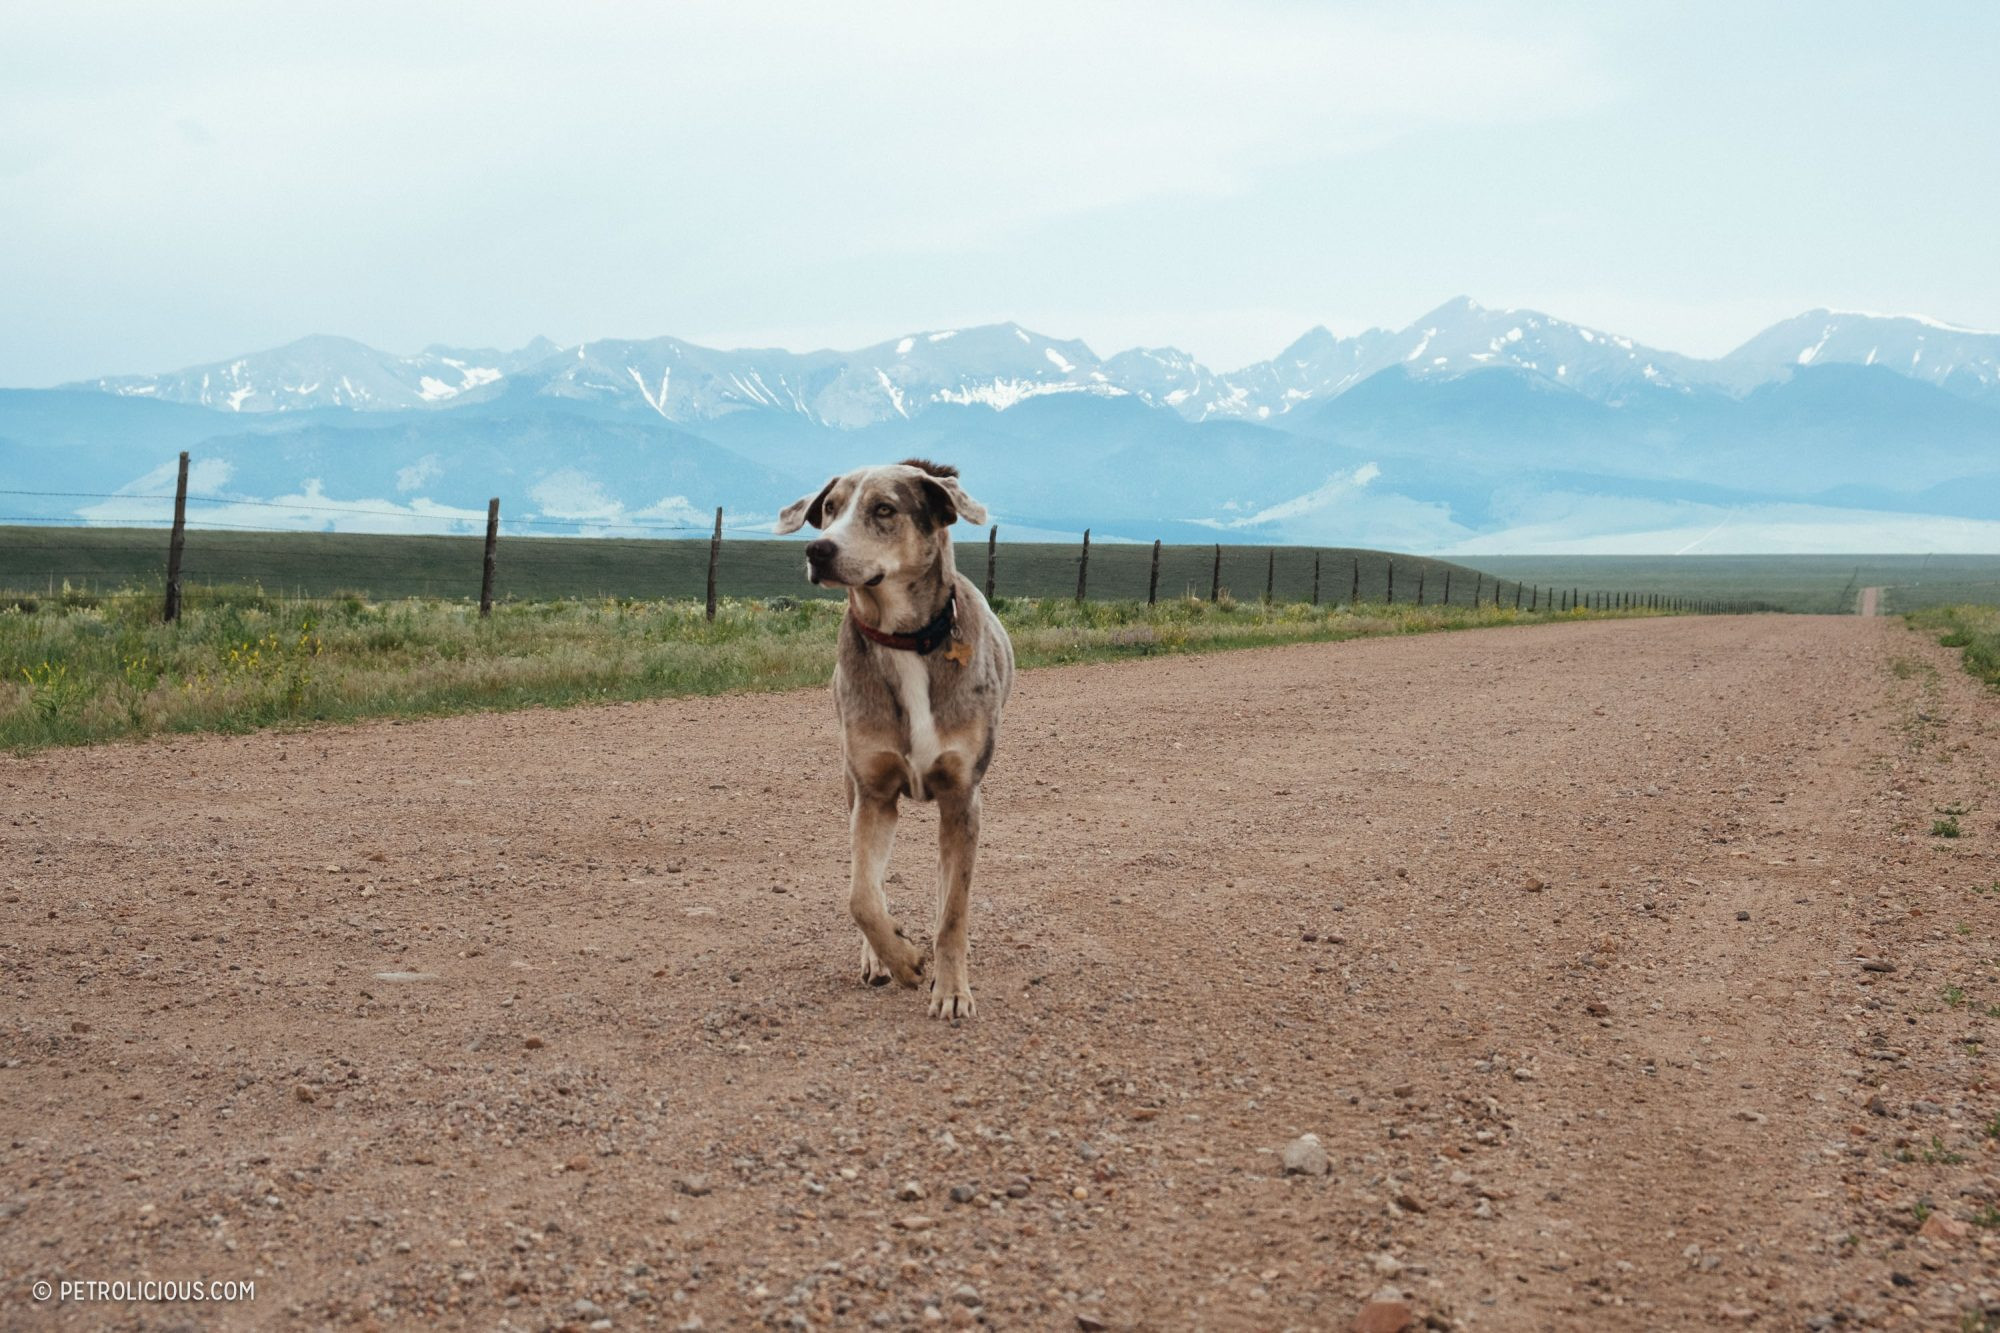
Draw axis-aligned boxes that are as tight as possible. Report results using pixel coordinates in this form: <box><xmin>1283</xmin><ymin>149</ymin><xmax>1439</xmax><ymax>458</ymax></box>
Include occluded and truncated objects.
<box><xmin>805</xmin><ymin>539</ymin><xmax>840</xmax><ymax>586</ymax></box>
<box><xmin>804</xmin><ymin>541</ymin><xmax>883</xmax><ymax>587</ymax></box>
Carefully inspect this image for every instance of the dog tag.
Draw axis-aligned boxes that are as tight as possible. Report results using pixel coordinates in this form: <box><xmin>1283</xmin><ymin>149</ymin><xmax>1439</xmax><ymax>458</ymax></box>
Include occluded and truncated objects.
<box><xmin>943</xmin><ymin>639</ymin><xmax>972</xmax><ymax>666</ymax></box>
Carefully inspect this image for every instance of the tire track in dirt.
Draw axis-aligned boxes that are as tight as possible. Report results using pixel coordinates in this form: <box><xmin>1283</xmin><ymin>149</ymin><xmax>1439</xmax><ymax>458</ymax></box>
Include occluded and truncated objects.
<box><xmin>3</xmin><ymin>615</ymin><xmax>1996</xmax><ymax>1331</ymax></box>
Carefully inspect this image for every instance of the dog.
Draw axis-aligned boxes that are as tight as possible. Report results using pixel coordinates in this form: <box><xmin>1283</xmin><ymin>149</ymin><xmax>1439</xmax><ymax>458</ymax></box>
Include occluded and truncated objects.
<box><xmin>774</xmin><ymin>459</ymin><xmax>1014</xmax><ymax>1019</ymax></box>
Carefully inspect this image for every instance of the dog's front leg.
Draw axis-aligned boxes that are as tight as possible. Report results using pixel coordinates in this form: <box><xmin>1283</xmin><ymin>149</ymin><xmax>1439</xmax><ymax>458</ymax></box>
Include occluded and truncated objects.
<box><xmin>849</xmin><ymin>790</ymin><xmax>926</xmax><ymax>987</ymax></box>
<box><xmin>928</xmin><ymin>785</ymin><xmax>979</xmax><ymax>1019</ymax></box>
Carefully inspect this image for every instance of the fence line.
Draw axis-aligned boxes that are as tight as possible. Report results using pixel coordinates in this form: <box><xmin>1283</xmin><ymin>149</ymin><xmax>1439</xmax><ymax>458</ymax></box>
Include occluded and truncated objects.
<box><xmin>0</xmin><ymin>455</ymin><xmax>1784</xmax><ymax>616</ymax></box>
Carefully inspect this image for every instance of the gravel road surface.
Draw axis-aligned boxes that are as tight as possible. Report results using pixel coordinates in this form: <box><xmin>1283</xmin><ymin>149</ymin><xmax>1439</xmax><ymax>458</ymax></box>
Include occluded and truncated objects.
<box><xmin>4</xmin><ymin>615</ymin><xmax>1996</xmax><ymax>1331</ymax></box>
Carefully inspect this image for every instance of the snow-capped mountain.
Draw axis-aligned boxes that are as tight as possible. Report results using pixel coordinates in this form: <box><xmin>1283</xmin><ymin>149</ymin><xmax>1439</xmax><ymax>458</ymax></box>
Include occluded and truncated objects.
<box><xmin>1724</xmin><ymin>309</ymin><xmax>2000</xmax><ymax>399</ymax></box>
<box><xmin>1192</xmin><ymin>299</ymin><xmax>1719</xmax><ymax>422</ymax></box>
<box><xmin>525</xmin><ymin>323</ymin><xmax>1124</xmax><ymax>428</ymax></box>
<box><xmin>74</xmin><ymin>334</ymin><xmax>561</xmax><ymax>413</ymax></box>
<box><xmin>59</xmin><ymin>300</ymin><xmax>2000</xmax><ymax>428</ymax></box>
<box><xmin>1100</xmin><ymin>344</ymin><xmax>1246</xmax><ymax>417</ymax></box>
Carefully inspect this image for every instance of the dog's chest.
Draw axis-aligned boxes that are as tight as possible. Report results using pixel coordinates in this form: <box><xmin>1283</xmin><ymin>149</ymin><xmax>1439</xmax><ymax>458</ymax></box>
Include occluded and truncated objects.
<box><xmin>881</xmin><ymin>652</ymin><xmax>942</xmax><ymax>793</ymax></box>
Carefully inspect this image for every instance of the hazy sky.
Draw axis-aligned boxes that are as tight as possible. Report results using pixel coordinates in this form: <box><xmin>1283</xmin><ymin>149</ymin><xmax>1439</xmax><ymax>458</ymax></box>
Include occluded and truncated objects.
<box><xmin>4</xmin><ymin>1</ymin><xmax>1996</xmax><ymax>385</ymax></box>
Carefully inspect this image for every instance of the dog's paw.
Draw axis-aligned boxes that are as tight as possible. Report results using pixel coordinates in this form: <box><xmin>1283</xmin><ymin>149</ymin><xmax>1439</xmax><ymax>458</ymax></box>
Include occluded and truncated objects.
<box><xmin>927</xmin><ymin>975</ymin><xmax>976</xmax><ymax>1020</ymax></box>
<box><xmin>891</xmin><ymin>946</ymin><xmax>928</xmax><ymax>989</ymax></box>
<box><xmin>859</xmin><ymin>927</ymin><xmax>926</xmax><ymax>988</ymax></box>
<box><xmin>859</xmin><ymin>937</ymin><xmax>894</xmax><ymax>987</ymax></box>
<box><xmin>888</xmin><ymin>926</ymin><xmax>929</xmax><ymax>988</ymax></box>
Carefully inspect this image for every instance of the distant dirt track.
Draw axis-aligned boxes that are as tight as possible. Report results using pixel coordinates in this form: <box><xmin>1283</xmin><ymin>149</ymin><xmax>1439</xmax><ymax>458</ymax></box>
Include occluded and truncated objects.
<box><xmin>5</xmin><ymin>616</ymin><xmax>1997</xmax><ymax>1330</ymax></box>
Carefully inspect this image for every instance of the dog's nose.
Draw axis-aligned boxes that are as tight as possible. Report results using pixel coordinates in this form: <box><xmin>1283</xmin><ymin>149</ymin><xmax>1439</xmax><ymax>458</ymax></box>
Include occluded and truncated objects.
<box><xmin>805</xmin><ymin>539</ymin><xmax>837</xmax><ymax>563</ymax></box>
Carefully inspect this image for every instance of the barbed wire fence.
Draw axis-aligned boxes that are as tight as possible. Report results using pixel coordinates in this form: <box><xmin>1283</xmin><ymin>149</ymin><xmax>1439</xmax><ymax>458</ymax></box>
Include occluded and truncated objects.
<box><xmin>1</xmin><ymin>453</ymin><xmax>1779</xmax><ymax>620</ymax></box>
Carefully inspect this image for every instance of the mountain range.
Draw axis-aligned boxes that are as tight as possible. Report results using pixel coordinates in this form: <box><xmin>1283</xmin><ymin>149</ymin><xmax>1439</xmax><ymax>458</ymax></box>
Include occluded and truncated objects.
<box><xmin>66</xmin><ymin>298</ymin><xmax>2000</xmax><ymax>424</ymax></box>
<box><xmin>8</xmin><ymin>299</ymin><xmax>2000</xmax><ymax>554</ymax></box>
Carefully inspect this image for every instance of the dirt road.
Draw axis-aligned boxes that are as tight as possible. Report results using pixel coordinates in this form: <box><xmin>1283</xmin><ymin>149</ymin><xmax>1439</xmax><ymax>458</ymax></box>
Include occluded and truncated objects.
<box><xmin>4</xmin><ymin>616</ymin><xmax>1997</xmax><ymax>1331</ymax></box>
<box><xmin>1859</xmin><ymin>587</ymin><xmax>1881</xmax><ymax>617</ymax></box>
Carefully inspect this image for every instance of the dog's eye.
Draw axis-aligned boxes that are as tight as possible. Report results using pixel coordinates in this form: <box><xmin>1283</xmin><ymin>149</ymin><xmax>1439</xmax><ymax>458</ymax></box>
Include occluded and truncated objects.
<box><xmin>873</xmin><ymin>503</ymin><xmax>896</xmax><ymax>519</ymax></box>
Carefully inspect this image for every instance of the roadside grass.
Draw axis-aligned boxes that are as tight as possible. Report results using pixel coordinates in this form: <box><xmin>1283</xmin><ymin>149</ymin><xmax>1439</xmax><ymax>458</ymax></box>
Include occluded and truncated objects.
<box><xmin>1910</xmin><ymin>604</ymin><xmax>2000</xmax><ymax>690</ymax></box>
<box><xmin>0</xmin><ymin>583</ymin><xmax>1673</xmax><ymax>753</ymax></box>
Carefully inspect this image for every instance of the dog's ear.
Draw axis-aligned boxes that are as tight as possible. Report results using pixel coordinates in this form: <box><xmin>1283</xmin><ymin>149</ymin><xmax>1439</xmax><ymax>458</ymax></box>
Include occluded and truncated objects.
<box><xmin>775</xmin><ymin>477</ymin><xmax>839</xmax><ymax>534</ymax></box>
<box><xmin>914</xmin><ymin>471</ymin><xmax>988</xmax><ymax>527</ymax></box>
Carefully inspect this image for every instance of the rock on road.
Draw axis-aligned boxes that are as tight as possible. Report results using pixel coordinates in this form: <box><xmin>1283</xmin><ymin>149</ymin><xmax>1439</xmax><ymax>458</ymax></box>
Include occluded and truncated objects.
<box><xmin>4</xmin><ymin>615</ymin><xmax>1997</xmax><ymax>1330</ymax></box>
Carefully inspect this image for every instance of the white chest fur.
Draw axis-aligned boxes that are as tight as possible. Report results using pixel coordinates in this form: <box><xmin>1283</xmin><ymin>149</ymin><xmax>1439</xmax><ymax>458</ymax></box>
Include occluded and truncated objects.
<box><xmin>883</xmin><ymin>651</ymin><xmax>941</xmax><ymax>798</ymax></box>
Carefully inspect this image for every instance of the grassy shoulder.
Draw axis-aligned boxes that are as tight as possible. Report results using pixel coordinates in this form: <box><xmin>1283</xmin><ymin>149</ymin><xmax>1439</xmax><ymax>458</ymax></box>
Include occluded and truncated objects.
<box><xmin>1908</xmin><ymin>604</ymin><xmax>2000</xmax><ymax>689</ymax></box>
<box><xmin>2</xmin><ymin>585</ymin><xmax>1678</xmax><ymax>753</ymax></box>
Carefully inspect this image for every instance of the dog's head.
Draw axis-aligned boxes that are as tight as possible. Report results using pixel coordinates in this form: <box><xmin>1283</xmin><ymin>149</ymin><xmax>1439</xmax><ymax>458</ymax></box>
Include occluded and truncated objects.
<box><xmin>774</xmin><ymin>459</ymin><xmax>988</xmax><ymax>589</ymax></box>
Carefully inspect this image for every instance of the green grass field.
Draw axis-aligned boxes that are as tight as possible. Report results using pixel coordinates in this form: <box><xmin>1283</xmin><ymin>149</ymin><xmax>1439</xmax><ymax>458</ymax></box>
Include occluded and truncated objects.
<box><xmin>1478</xmin><ymin>554</ymin><xmax>2000</xmax><ymax>615</ymax></box>
<box><xmin>1908</xmin><ymin>604</ymin><xmax>2000</xmax><ymax>691</ymax></box>
<box><xmin>2</xmin><ymin>526</ymin><xmax>1744</xmax><ymax>611</ymax></box>
<box><xmin>0</xmin><ymin>584</ymin><xmax>1674</xmax><ymax>753</ymax></box>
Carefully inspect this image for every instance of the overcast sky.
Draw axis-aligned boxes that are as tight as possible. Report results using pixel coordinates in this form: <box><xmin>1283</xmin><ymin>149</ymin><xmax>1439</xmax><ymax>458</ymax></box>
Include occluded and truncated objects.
<box><xmin>3</xmin><ymin>1</ymin><xmax>1996</xmax><ymax>385</ymax></box>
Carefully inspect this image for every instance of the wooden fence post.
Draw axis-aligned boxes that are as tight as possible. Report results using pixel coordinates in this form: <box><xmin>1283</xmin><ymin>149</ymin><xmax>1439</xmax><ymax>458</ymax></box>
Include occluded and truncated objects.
<box><xmin>1443</xmin><ymin>569</ymin><xmax>1451</xmax><ymax>605</ymax></box>
<box><xmin>1264</xmin><ymin>549</ymin><xmax>1275</xmax><ymax>604</ymax></box>
<box><xmin>1210</xmin><ymin>544</ymin><xmax>1221</xmax><ymax>602</ymax></box>
<box><xmin>1530</xmin><ymin>585</ymin><xmax>1538</xmax><ymax>611</ymax></box>
<box><xmin>1514</xmin><ymin>581</ymin><xmax>1521</xmax><ymax>610</ymax></box>
<box><xmin>705</xmin><ymin>506</ymin><xmax>722</xmax><ymax>621</ymax></box>
<box><xmin>1350</xmin><ymin>557</ymin><xmax>1359</xmax><ymax>605</ymax></box>
<box><xmin>162</xmin><ymin>450</ymin><xmax>189</xmax><ymax>623</ymax></box>
<box><xmin>479</xmin><ymin>496</ymin><xmax>499</xmax><ymax>618</ymax></box>
<box><xmin>1076</xmin><ymin>529</ymin><xmax>1090</xmax><ymax>602</ymax></box>
<box><xmin>1386</xmin><ymin>557</ymin><xmax>1395</xmax><ymax>605</ymax></box>
<box><xmin>1148</xmin><ymin>538</ymin><xmax>1161</xmax><ymax>606</ymax></box>
<box><xmin>1311</xmin><ymin>552</ymin><xmax>1320</xmax><ymax>606</ymax></box>
<box><xmin>986</xmin><ymin>525</ymin><xmax>997</xmax><ymax>602</ymax></box>
<box><xmin>1415</xmin><ymin>565</ymin><xmax>1425</xmax><ymax>606</ymax></box>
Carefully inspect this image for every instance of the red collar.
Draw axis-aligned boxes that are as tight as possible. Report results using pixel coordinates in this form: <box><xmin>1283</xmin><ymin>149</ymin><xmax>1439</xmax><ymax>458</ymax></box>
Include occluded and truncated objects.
<box><xmin>851</xmin><ymin>588</ymin><xmax>957</xmax><ymax>655</ymax></box>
